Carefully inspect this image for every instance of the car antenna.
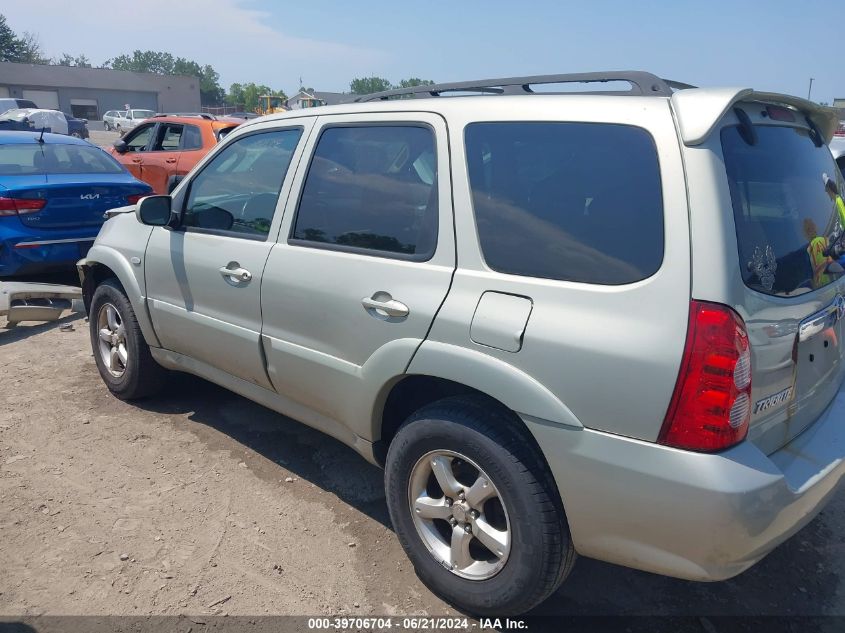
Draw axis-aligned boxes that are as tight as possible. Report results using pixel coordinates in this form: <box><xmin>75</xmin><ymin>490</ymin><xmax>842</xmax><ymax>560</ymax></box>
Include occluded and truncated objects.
<box><xmin>37</xmin><ymin>127</ymin><xmax>46</xmax><ymax>144</ymax></box>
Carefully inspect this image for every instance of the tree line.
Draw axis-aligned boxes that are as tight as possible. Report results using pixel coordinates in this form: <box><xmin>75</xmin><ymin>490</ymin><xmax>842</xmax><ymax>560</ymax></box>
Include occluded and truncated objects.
<box><xmin>1</xmin><ymin>14</ymin><xmax>434</xmax><ymax>110</ymax></box>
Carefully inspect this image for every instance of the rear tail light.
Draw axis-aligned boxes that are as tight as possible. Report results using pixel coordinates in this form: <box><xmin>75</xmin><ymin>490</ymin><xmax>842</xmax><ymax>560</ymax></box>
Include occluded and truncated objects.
<box><xmin>658</xmin><ymin>301</ymin><xmax>752</xmax><ymax>452</ymax></box>
<box><xmin>126</xmin><ymin>194</ymin><xmax>144</xmax><ymax>205</ymax></box>
<box><xmin>0</xmin><ymin>196</ymin><xmax>47</xmax><ymax>217</ymax></box>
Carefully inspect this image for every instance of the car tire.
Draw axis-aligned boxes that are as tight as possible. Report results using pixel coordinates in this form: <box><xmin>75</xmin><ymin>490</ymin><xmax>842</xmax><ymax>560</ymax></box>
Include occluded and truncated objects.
<box><xmin>385</xmin><ymin>395</ymin><xmax>576</xmax><ymax>615</ymax></box>
<box><xmin>71</xmin><ymin>132</ymin><xmax>81</xmax><ymax>138</ymax></box>
<box><xmin>104</xmin><ymin>121</ymin><xmax>111</xmax><ymax>131</ymax></box>
<box><xmin>89</xmin><ymin>278</ymin><xmax>166</xmax><ymax>400</ymax></box>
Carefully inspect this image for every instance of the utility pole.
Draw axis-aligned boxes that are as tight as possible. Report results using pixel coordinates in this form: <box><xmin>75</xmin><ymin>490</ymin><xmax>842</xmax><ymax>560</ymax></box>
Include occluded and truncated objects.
<box><xmin>807</xmin><ymin>78</ymin><xmax>814</xmax><ymax>101</ymax></box>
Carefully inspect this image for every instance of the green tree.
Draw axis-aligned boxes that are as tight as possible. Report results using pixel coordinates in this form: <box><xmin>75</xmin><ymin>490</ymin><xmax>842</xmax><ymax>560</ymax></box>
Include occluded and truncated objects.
<box><xmin>350</xmin><ymin>76</ymin><xmax>392</xmax><ymax>95</ymax></box>
<box><xmin>106</xmin><ymin>50</ymin><xmax>177</xmax><ymax>75</ymax></box>
<box><xmin>0</xmin><ymin>14</ymin><xmax>24</xmax><ymax>62</ymax></box>
<box><xmin>226</xmin><ymin>83</ymin><xmax>245</xmax><ymax>107</ymax></box>
<box><xmin>105</xmin><ymin>50</ymin><xmax>225</xmax><ymax>105</ymax></box>
<box><xmin>16</xmin><ymin>31</ymin><xmax>49</xmax><ymax>64</ymax></box>
<box><xmin>396</xmin><ymin>78</ymin><xmax>434</xmax><ymax>89</ymax></box>
<box><xmin>54</xmin><ymin>53</ymin><xmax>92</xmax><ymax>68</ymax></box>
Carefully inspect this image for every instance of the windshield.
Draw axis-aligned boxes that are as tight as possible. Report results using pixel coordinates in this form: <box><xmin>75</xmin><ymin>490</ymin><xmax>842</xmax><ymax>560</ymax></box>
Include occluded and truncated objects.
<box><xmin>0</xmin><ymin>143</ymin><xmax>125</xmax><ymax>175</ymax></box>
<box><xmin>132</xmin><ymin>110</ymin><xmax>155</xmax><ymax>119</ymax></box>
<box><xmin>722</xmin><ymin>124</ymin><xmax>845</xmax><ymax>296</ymax></box>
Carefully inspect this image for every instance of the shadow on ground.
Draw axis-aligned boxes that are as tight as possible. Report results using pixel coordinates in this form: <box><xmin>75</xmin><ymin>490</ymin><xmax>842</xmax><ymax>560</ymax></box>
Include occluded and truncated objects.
<box><xmin>128</xmin><ymin>372</ymin><xmax>844</xmax><ymax>618</ymax></box>
<box><xmin>135</xmin><ymin>372</ymin><xmax>391</xmax><ymax>528</ymax></box>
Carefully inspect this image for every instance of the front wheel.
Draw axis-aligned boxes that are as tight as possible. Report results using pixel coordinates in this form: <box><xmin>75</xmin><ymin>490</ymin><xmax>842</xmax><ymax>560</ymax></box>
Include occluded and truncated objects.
<box><xmin>89</xmin><ymin>278</ymin><xmax>165</xmax><ymax>400</ymax></box>
<box><xmin>104</xmin><ymin>121</ymin><xmax>111</xmax><ymax>131</ymax></box>
<box><xmin>385</xmin><ymin>395</ymin><xmax>576</xmax><ymax>615</ymax></box>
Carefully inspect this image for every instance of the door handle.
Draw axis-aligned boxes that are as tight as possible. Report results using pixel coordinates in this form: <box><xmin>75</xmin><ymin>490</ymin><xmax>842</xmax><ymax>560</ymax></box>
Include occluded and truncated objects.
<box><xmin>165</xmin><ymin>158</ymin><xmax>177</xmax><ymax>164</ymax></box>
<box><xmin>361</xmin><ymin>295</ymin><xmax>409</xmax><ymax>318</ymax></box>
<box><xmin>219</xmin><ymin>265</ymin><xmax>252</xmax><ymax>282</ymax></box>
<box><xmin>131</xmin><ymin>158</ymin><xmax>142</xmax><ymax>163</ymax></box>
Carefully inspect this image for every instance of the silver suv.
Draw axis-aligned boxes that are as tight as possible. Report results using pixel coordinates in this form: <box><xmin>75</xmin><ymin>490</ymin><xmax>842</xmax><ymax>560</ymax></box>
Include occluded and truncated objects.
<box><xmin>79</xmin><ymin>72</ymin><xmax>845</xmax><ymax>615</ymax></box>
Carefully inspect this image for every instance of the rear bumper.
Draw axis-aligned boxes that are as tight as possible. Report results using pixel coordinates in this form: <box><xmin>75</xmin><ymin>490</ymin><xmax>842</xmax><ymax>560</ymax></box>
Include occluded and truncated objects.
<box><xmin>0</xmin><ymin>222</ymin><xmax>98</xmax><ymax>276</ymax></box>
<box><xmin>525</xmin><ymin>381</ymin><xmax>845</xmax><ymax>581</ymax></box>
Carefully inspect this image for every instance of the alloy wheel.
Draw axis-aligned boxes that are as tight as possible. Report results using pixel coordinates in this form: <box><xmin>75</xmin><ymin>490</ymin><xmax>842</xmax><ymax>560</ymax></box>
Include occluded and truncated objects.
<box><xmin>97</xmin><ymin>303</ymin><xmax>128</xmax><ymax>378</ymax></box>
<box><xmin>408</xmin><ymin>450</ymin><xmax>511</xmax><ymax>580</ymax></box>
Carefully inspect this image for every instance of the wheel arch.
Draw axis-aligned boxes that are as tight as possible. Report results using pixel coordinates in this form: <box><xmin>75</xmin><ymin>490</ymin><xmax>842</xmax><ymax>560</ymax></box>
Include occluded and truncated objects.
<box><xmin>78</xmin><ymin>250</ymin><xmax>160</xmax><ymax>347</ymax></box>
<box><xmin>374</xmin><ymin>341</ymin><xmax>583</xmax><ymax>466</ymax></box>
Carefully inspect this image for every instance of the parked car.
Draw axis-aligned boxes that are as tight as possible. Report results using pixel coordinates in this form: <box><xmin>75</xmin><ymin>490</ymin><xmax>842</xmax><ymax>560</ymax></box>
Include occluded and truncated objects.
<box><xmin>0</xmin><ymin>131</ymin><xmax>151</xmax><ymax>277</ymax></box>
<box><xmin>227</xmin><ymin>111</ymin><xmax>260</xmax><ymax>120</ymax></box>
<box><xmin>112</xmin><ymin>109</ymin><xmax>156</xmax><ymax>135</ymax></box>
<box><xmin>108</xmin><ymin>115</ymin><xmax>241</xmax><ymax>194</ymax></box>
<box><xmin>0</xmin><ymin>98</ymin><xmax>38</xmax><ymax>116</ymax></box>
<box><xmin>78</xmin><ymin>72</ymin><xmax>845</xmax><ymax>616</ymax></box>
<box><xmin>0</xmin><ymin>109</ymin><xmax>69</xmax><ymax>135</ymax></box>
<box><xmin>63</xmin><ymin>112</ymin><xmax>90</xmax><ymax>139</ymax></box>
<box><xmin>102</xmin><ymin>110</ymin><xmax>125</xmax><ymax>131</ymax></box>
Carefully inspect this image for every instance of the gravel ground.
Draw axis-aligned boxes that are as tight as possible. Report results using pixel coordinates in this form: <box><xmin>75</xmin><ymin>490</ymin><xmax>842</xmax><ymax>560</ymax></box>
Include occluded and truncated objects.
<box><xmin>0</xmin><ymin>304</ymin><xmax>844</xmax><ymax>619</ymax></box>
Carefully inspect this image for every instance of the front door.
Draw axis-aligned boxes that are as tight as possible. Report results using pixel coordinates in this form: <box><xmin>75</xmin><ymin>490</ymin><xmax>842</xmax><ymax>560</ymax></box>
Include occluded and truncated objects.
<box><xmin>118</xmin><ymin>122</ymin><xmax>156</xmax><ymax>181</ymax></box>
<box><xmin>145</xmin><ymin>123</ymin><xmax>311</xmax><ymax>387</ymax></box>
<box><xmin>261</xmin><ymin>113</ymin><xmax>455</xmax><ymax>438</ymax></box>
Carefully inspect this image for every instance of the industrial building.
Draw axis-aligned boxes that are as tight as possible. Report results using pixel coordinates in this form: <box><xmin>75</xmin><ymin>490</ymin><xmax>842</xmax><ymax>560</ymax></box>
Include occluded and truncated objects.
<box><xmin>0</xmin><ymin>62</ymin><xmax>201</xmax><ymax>119</ymax></box>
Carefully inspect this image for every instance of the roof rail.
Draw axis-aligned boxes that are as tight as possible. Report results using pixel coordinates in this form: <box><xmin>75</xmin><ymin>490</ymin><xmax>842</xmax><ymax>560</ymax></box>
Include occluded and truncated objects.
<box><xmin>354</xmin><ymin>71</ymin><xmax>691</xmax><ymax>102</ymax></box>
<box><xmin>153</xmin><ymin>112</ymin><xmax>216</xmax><ymax>120</ymax></box>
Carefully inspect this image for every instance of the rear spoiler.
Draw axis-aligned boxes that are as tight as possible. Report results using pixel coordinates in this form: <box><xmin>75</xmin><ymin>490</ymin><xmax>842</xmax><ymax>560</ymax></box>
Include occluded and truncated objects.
<box><xmin>671</xmin><ymin>87</ymin><xmax>840</xmax><ymax>146</ymax></box>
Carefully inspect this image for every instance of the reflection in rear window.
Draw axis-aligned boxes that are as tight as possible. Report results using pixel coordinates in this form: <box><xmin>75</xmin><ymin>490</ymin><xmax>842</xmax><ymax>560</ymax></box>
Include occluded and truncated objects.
<box><xmin>464</xmin><ymin>122</ymin><xmax>664</xmax><ymax>285</ymax></box>
<box><xmin>722</xmin><ymin>125</ymin><xmax>845</xmax><ymax>296</ymax></box>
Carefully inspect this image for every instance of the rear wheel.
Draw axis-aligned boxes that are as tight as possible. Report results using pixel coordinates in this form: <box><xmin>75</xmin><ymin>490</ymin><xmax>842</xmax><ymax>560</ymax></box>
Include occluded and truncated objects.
<box><xmin>104</xmin><ymin>121</ymin><xmax>111</xmax><ymax>131</ymax></box>
<box><xmin>385</xmin><ymin>395</ymin><xmax>576</xmax><ymax>615</ymax></box>
<box><xmin>89</xmin><ymin>279</ymin><xmax>165</xmax><ymax>400</ymax></box>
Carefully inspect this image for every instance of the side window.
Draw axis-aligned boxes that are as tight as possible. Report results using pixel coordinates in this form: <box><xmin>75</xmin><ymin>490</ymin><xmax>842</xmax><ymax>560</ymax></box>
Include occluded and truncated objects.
<box><xmin>124</xmin><ymin>124</ymin><xmax>154</xmax><ymax>151</ymax></box>
<box><xmin>464</xmin><ymin>122</ymin><xmax>664</xmax><ymax>285</ymax></box>
<box><xmin>291</xmin><ymin>125</ymin><xmax>437</xmax><ymax>259</ymax></box>
<box><xmin>152</xmin><ymin>124</ymin><xmax>183</xmax><ymax>151</ymax></box>
<box><xmin>182</xmin><ymin>129</ymin><xmax>302</xmax><ymax>239</ymax></box>
<box><xmin>182</xmin><ymin>124</ymin><xmax>202</xmax><ymax>150</ymax></box>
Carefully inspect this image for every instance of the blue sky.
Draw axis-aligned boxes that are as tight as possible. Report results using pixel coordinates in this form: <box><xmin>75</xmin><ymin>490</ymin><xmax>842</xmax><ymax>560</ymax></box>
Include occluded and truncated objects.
<box><xmin>3</xmin><ymin>0</ymin><xmax>840</xmax><ymax>102</ymax></box>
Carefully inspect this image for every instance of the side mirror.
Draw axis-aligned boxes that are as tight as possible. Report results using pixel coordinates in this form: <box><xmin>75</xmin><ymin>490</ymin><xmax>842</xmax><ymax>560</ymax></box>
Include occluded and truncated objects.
<box><xmin>113</xmin><ymin>139</ymin><xmax>128</xmax><ymax>154</ymax></box>
<box><xmin>136</xmin><ymin>195</ymin><xmax>175</xmax><ymax>227</ymax></box>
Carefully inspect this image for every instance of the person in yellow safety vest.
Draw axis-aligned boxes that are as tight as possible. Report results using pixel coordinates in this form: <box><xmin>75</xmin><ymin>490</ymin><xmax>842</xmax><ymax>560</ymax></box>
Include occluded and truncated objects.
<box><xmin>804</xmin><ymin>218</ymin><xmax>834</xmax><ymax>289</ymax></box>
<box><xmin>825</xmin><ymin>173</ymin><xmax>845</xmax><ymax>228</ymax></box>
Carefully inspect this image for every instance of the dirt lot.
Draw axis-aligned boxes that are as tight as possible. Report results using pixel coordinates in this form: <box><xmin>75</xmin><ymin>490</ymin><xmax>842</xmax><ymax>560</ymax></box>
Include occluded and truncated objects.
<box><xmin>1</xmin><ymin>304</ymin><xmax>844</xmax><ymax>619</ymax></box>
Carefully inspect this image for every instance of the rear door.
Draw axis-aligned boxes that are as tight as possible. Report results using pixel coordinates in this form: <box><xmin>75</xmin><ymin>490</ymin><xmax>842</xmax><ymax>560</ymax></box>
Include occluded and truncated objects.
<box><xmin>174</xmin><ymin>123</ymin><xmax>206</xmax><ymax>178</ymax></box>
<box><xmin>260</xmin><ymin>113</ymin><xmax>455</xmax><ymax>437</ymax></box>
<box><xmin>713</xmin><ymin>106</ymin><xmax>845</xmax><ymax>454</ymax></box>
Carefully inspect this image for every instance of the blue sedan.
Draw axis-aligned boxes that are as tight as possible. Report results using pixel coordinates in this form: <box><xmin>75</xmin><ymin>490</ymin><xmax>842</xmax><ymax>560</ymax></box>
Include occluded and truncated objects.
<box><xmin>0</xmin><ymin>131</ymin><xmax>151</xmax><ymax>277</ymax></box>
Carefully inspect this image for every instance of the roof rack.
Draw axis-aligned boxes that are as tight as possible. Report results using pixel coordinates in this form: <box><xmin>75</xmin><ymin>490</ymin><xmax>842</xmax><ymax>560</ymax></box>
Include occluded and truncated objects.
<box><xmin>354</xmin><ymin>71</ymin><xmax>693</xmax><ymax>102</ymax></box>
<box><xmin>153</xmin><ymin>112</ymin><xmax>216</xmax><ymax>120</ymax></box>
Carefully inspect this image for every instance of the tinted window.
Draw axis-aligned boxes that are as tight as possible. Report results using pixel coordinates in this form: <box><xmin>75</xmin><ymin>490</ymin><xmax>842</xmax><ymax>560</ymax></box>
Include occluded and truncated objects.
<box><xmin>182</xmin><ymin>129</ymin><xmax>302</xmax><ymax>238</ymax></box>
<box><xmin>465</xmin><ymin>122</ymin><xmax>664</xmax><ymax>285</ymax></box>
<box><xmin>722</xmin><ymin>125</ymin><xmax>845</xmax><ymax>296</ymax></box>
<box><xmin>183</xmin><ymin>124</ymin><xmax>202</xmax><ymax>150</ymax></box>
<box><xmin>292</xmin><ymin>125</ymin><xmax>437</xmax><ymax>259</ymax></box>
<box><xmin>125</xmin><ymin>124</ymin><xmax>154</xmax><ymax>151</ymax></box>
<box><xmin>0</xmin><ymin>143</ymin><xmax>124</xmax><ymax>175</ymax></box>
<box><xmin>153</xmin><ymin>123</ymin><xmax>183</xmax><ymax>151</ymax></box>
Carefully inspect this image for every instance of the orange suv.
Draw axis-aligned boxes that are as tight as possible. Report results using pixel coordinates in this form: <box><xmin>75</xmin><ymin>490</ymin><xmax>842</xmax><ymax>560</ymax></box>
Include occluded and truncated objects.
<box><xmin>109</xmin><ymin>114</ymin><xmax>241</xmax><ymax>194</ymax></box>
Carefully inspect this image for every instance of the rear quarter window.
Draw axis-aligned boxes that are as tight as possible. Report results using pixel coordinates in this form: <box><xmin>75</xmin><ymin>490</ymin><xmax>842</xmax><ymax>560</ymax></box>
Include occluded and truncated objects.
<box><xmin>464</xmin><ymin>122</ymin><xmax>664</xmax><ymax>285</ymax></box>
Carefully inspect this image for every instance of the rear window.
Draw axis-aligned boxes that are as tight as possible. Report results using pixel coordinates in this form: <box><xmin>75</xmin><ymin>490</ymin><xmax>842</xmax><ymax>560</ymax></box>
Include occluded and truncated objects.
<box><xmin>0</xmin><ymin>143</ymin><xmax>124</xmax><ymax>175</ymax></box>
<box><xmin>464</xmin><ymin>122</ymin><xmax>664</xmax><ymax>285</ymax></box>
<box><xmin>722</xmin><ymin>125</ymin><xmax>845</xmax><ymax>296</ymax></box>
